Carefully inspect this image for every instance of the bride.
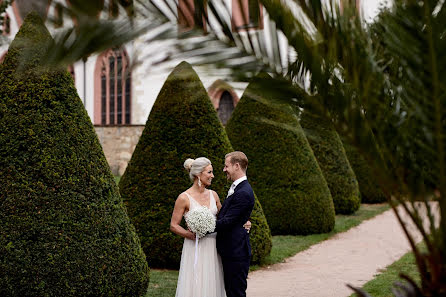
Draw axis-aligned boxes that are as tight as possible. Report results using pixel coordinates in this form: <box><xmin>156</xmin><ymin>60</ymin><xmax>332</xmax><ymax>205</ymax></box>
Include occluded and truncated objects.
<box><xmin>170</xmin><ymin>157</ymin><xmax>250</xmax><ymax>297</ymax></box>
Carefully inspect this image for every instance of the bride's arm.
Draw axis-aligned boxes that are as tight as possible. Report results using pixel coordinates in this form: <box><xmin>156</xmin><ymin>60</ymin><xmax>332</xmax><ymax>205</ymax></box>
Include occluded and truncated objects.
<box><xmin>170</xmin><ymin>194</ymin><xmax>195</xmax><ymax>240</ymax></box>
<box><xmin>213</xmin><ymin>190</ymin><xmax>223</xmax><ymax>212</ymax></box>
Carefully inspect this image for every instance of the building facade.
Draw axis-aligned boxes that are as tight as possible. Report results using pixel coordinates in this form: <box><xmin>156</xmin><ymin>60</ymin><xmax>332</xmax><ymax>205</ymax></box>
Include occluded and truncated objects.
<box><xmin>0</xmin><ymin>0</ymin><xmax>361</xmax><ymax>174</ymax></box>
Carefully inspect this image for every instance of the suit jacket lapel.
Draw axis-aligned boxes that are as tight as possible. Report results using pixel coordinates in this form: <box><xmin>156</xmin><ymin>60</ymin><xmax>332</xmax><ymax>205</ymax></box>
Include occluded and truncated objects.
<box><xmin>223</xmin><ymin>180</ymin><xmax>247</xmax><ymax>206</ymax></box>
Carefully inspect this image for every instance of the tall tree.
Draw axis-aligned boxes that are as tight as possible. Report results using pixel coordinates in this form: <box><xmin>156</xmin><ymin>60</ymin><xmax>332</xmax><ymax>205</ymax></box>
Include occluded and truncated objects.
<box><xmin>226</xmin><ymin>74</ymin><xmax>335</xmax><ymax>235</ymax></box>
<box><xmin>300</xmin><ymin>111</ymin><xmax>361</xmax><ymax>214</ymax></box>
<box><xmin>0</xmin><ymin>12</ymin><xmax>149</xmax><ymax>296</ymax></box>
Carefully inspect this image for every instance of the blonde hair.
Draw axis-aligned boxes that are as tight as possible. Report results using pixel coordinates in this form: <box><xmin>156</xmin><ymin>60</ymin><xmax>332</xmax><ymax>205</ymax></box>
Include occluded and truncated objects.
<box><xmin>225</xmin><ymin>151</ymin><xmax>248</xmax><ymax>171</ymax></box>
<box><xmin>184</xmin><ymin>157</ymin><xmax>211</xmax><ymax>181</ymax></box>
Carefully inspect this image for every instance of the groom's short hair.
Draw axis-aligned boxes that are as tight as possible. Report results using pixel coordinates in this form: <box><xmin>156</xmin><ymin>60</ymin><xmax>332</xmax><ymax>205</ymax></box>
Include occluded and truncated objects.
<box><xmin>225</xmin><ymin>151</ymin><xmax>248</xmax><ymax>171</ymax></box>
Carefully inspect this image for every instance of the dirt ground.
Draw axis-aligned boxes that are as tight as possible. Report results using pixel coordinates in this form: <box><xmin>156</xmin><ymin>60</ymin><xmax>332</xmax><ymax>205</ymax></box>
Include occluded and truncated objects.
<box><xmin>247</xmin><ymin>203</ymin><xmax>438</xmax><ymax>297</ymax></box>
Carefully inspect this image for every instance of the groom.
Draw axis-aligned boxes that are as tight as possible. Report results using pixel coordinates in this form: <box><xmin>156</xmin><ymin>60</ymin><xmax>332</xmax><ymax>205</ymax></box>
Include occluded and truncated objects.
<box><xmin>215</xmin><ymin>151</ymin><xmax>255</xmax><ymax>297</ymax></box>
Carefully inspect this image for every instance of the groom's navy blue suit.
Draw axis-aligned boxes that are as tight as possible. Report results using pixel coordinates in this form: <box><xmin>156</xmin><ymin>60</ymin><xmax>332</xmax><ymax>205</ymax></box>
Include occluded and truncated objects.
<box><xmin>215</xmin><ymin>180</ymin><xmax>255</xmax><ymax>297</ymax></box>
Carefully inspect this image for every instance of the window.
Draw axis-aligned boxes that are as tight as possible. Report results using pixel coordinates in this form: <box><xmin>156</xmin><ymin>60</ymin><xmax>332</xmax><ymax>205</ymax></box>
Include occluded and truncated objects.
<box><xmin>54</xmin><ymin>3</ymin><xmax>64</xmax><ymax>28</ymax></box>
<box><xmin>94</xmin><ymin>48</ymin><xmax>131</xmax><ymax>125</ymax></box>
<box><xmin>178</xmin><ymin>0</ymin><xmax>207</xmax><ymax>32</ymax></box>
<box><xmin>109</xmin><ymin>0</ymin><xmax>119</xmax><ymax>18</ymax></box>
<box><xmin>12</xmin><ymin>0</ymin><xmax>51</xmax><ymax>26</ymax></box>
<box><xmin>2</xmin><ymin>13</ymin><xmax>10</xmax><ymax>36</ymax></box>
<box><xmin>217</xmin><ymin>91</ymin><xmax>234</xmax><ymax>125</ymax></box>
<box><xmin>232</xmin><ymin>0</ymin><xmax>263</xmax><ymax>31</ymax></box>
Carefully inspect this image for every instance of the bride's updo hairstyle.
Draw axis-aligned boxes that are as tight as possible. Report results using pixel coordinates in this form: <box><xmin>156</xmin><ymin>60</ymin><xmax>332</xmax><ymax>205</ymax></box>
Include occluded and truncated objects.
<box><xmin>184</xmin><ymin>157</ymin><xmax>211</xmax><ymax>181</ymax></box>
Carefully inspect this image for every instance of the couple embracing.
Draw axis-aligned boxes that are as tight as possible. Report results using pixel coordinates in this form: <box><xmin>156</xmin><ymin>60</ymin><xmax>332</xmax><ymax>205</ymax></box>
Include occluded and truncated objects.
<box><xmin>170</xmin><ymin>151</ymin><xmax>255</xmax><ymax>297</ymax></box>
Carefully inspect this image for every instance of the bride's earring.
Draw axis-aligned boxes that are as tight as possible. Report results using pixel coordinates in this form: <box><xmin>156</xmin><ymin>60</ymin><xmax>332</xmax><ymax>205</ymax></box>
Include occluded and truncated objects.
<box><xmin>198</xmin><ymin>177</ymin><xmax>202</xmax><ymax>187</ymax></box>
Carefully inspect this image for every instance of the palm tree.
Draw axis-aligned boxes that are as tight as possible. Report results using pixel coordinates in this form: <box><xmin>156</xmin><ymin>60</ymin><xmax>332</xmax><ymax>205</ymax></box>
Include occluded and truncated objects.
<box><xmin>4</xmin><ymin>0</ymin><xmax>445</xmax><ymax>295</ymax></box>
<box><xmin>146</xmin><ymin>0</ymin><xmax>445</xmax><ymax>295</ymax></box>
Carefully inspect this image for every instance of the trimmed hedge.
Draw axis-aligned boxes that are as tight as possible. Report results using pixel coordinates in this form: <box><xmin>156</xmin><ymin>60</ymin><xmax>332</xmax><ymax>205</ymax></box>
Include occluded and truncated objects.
<box><xmin>343</xmin><ymin>141</ymin><xmax>388</xmax><ymax>203</ymax></box>
<box><xmin>119</xmin><ymin>61</ymin><xmax>271</xmax><ymax>267</ymax></box>
<box><xmin>225</xmin><ymin>75</ymin><xmax>335</xmax><ymax>235</ymax></box>
<box><xmin>300</xmin><ymin>112</ymin><xmax>361</xmax><ymax>214</ymax></box>
<box><xmin>0</xmin><ymin>13</ymin><xmax>149</xmax><ymax>297</ymax></box>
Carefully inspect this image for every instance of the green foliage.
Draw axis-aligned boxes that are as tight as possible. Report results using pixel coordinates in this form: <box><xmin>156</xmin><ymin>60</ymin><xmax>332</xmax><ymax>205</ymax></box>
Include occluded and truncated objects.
<box><xmin>119</xmin><ymin>61</ymin><xmax>271</xmax><ymax>267</ymax></box>
<box><xmin>0</xmin><ymin>12</ymin><xmax>149</xmax><ymax>297</ymax></box>
<box><xmin>249</xmin><ymin>194</ymin><xmax>272</xmax><ymax>263</ymax></box>
<box><xmin>226</xmin><ymin>75</ymin><xmax>335</xmax><ymax>235</ymax></box>
<box><xmin>342</xmin><ymin>141</ymin><xmax>388</xmax><ymax>204</ymax></box>
<box><xmin>300</xmin><ymin>112</ymin><xmax>361</xmax><ymax>214</ymax></box>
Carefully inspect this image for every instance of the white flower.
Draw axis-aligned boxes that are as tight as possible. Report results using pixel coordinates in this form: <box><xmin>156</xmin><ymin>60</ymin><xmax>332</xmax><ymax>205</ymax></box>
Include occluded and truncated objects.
<box><xmin>184</xmin><ymin>206</ymin><xmax>216</xmax><ymax>239</ymax></box>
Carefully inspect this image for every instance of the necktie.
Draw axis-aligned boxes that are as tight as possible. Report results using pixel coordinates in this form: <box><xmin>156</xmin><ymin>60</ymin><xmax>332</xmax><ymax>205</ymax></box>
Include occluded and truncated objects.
<box><xmin>227</xmin><ymin>183</ymin><xmax>235</xmax><ymax>197</ymax></box>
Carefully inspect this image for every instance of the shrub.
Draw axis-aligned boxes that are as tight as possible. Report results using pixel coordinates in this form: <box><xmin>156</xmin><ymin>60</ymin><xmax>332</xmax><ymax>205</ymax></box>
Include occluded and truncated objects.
<box><xmin>300</xmin><ymin>112</ymin><xmax>361</xmax><ymax>214</ymax></box>
<box><xmin>225</xmin><ymin>75</ymin><xmax>335</xmax><ymax>235</ymax></box>
<box><xmin>0</xmin><ymin>12</ymin><xmax>149</xmax><ymax>297</ymax></box>
<box><xmin>119</xmin><ymin>61</ymin><xmax>271</xmax><ymax>267</ymax></box>
<box><xmin>342</xmin><ymin>141</ymin><xmax>388</xmax><ymax>203</ymax></box>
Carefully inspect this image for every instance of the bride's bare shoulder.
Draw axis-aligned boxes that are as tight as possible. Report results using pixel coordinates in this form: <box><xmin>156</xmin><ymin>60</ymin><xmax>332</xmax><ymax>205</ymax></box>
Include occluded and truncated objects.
<box><xmin>210</xmin><ymin>190</ymin><xmax>221</xmax><ymax>200</ymax></box>
<box><xmin>177</xmin><ymin>189</ymin><xmax>192</xmax><ymax>201</ymax></box>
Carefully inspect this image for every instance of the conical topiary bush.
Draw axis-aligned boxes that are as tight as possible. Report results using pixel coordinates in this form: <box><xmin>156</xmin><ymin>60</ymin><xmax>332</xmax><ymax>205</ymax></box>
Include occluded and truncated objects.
<box><xmin>119</xmin><ymin>61</ymin><xmax>271</xmax><ymax>268</ymax></box>
<box><xmin>225</xmin><ymin>75</ymin><xmax>335</xmax><ymax>235</ymax></box>
<box><xmin>300</xmin><ymin>112</ymin><xmax>361</xmax><ymax>214</ymax></box>
<box><xmin>0</xmin><ymin>13</ymin><xmax>149</xmax><ymax>297</ymax></box>
<box><xmin>342</xmin><ymin>140</ymin><xmax>388</xmax><ymax>203</ymax></box>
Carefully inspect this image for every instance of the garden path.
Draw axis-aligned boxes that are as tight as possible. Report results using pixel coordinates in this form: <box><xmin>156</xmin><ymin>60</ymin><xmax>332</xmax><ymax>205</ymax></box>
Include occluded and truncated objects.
<box><xmin>247</xmin><ymin>203</ymin><xmax>438</xmax><ymax>297</ymax></box>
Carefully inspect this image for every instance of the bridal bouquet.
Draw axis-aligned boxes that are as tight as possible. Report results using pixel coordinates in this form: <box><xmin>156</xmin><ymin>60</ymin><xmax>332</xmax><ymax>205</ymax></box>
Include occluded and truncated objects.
<box><xmin>184</xmin><ymin>206</ymin><xmax>216</xmax><ymax>238</ymax></box>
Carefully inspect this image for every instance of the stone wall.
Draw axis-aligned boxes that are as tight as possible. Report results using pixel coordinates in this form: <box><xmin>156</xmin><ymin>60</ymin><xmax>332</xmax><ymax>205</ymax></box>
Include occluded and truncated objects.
<box><xmin>94</xmin><ymin>125</ymin><xmax>144</xmax><ymax>176</ymax></box>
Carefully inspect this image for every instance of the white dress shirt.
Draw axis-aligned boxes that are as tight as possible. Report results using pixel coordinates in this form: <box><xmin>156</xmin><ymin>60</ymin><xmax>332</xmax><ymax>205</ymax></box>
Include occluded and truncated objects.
<box><xmin>227</xmin><ymin>175</ymin><xmax>247</xmax><ymax>197</ymax></box>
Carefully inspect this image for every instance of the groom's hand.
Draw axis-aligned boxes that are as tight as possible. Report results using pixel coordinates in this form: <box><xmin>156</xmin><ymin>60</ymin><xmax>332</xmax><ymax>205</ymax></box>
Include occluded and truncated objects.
<box><xmin>243</xmin><ymin>221</ymin><xmax>252</xmax><ymax>233</ymax></box>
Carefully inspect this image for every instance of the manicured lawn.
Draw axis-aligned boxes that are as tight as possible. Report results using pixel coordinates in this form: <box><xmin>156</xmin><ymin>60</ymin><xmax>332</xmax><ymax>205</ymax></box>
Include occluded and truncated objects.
<box><xmin>349</xmin><ymin>247</ymin><xmax>421</xmax><ymax>297</ymax></box>
<box><xmin>143</xmin><ymin>203</ymin><xmax>390</xmax><ymax>296</ymax></box>
<box><xmin>145</xmin><ymin>270</ymin><xmax>179</xmax><ymax>297</ymax></box>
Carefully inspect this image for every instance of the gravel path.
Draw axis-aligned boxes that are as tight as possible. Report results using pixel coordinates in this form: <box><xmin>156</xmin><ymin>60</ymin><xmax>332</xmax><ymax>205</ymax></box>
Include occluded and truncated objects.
<box><xmin>247</xmin><ymin>203</ymin><xmax>438</xmax><ymax>297</ymax></box>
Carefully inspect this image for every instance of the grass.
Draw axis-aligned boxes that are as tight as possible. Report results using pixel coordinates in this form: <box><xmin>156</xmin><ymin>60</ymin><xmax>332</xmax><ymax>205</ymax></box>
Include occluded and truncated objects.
<box><xmin>142</xmin><ymin>203</ymin><xmax>390</xmax><ymax>296</ymax></box>
<box><xmin>349</xmin><ymin>246</ymin><xmax>422</xmax><ymax>297</ymax></box>
<box><xmin>145</xmin><ymin>270</ymin><xmax>179</xmax><ymax>297</ymax></box>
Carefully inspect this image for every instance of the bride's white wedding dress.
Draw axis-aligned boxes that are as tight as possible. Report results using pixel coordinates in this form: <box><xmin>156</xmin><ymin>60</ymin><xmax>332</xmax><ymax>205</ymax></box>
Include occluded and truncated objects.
<box><xmin>175</xmin><ymin>191</ymin><xmax>226</xmax><ymax>297</ymax></box>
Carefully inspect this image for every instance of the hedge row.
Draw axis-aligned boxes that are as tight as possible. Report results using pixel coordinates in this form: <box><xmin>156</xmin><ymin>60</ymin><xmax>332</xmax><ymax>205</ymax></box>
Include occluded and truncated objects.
<box><xmin>342</xmin><ymin>140</ymin><xmax>388</xmax><ymax>203</ymax></box>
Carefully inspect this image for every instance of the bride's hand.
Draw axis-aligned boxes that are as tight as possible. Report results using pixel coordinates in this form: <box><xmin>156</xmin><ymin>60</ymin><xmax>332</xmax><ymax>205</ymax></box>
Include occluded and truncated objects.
<box><xmin>186</xmin><ymin>231</ymin><xmax>196</xmax><ymax>240</ymax></box>
<box><xmin>243</xmin><ymin>221</ymin><xmax>252</xmax><ymax>233</ymax></box>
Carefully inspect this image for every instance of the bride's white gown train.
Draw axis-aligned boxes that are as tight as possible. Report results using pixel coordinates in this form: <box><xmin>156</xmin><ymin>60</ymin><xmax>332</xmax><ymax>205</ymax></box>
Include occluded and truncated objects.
<box><xmin>175</xmin><ymin>191</ymin><xmax>226</xmax><ymax>297</ymax></box>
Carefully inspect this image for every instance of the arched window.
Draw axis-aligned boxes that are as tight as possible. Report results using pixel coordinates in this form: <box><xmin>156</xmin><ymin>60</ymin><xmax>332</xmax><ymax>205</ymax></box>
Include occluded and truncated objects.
<box><xmin>232</xmin><ymin>0</ymin><xmax>263</xmax><ymax>32</ymax></box>
<box><xmin>208</xmin><ymin>79</ymin><xmax>239</xmax><ymax>125</ymax></box>
<box><xmin>178</xmin><ymin>0</ymin><xmax>207</xmax><ymax>32</ymax></box>
<box><xmin>94</xmin><ymin>48</ymin><xmax>131</xmax><ymax>125</ymax></box>
<box><xmin>12</xmin><ymin>0</ymin><xmax>51</xmax><ymax>26</ymax></box>
<box><xmin>2</xmin><ymin>13</ymin><xmax>10</xmax><ymax>36</ymax></box>
<box><xmin>218</xmin><ymin>91</ymin><xmax>234</xmax><ymax>125</ymax></box>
